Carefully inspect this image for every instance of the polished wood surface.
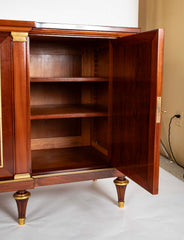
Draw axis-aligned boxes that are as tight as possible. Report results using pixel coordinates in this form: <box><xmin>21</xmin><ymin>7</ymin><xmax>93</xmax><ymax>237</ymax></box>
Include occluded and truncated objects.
<box><xmin>32</xmin><ymin>146</ymin><xmax>109</xmax><ymax>175</ymax></box>
<box><xmin>31</xmin><ymin>104</ymin><xmax>107</xmax><ymax>119</ymax></box>
<box><xmin>0</xmin><ymin>34</ymin><xmax>14</xmax><ymax>179</ymax></box>
<box><xmin>12</xmin><ymin>37</ymin><xmax>31</xmax><ymax>175</ymax></box>
<box><xmin>112</xmin><ymin>30</ymin><xmax>164</xmax><ymax>194</ymax></box>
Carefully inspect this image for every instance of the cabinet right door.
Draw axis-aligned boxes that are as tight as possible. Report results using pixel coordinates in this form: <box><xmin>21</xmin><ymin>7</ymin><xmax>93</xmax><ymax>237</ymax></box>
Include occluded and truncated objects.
<box><xmin>111</xmin><ymin>29</ymin><xmax>164</xmax><ymax>194</ymax></box>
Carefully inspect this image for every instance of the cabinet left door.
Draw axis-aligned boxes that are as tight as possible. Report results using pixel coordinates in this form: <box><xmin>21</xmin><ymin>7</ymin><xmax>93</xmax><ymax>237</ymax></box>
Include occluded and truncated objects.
<box><xmin>0</xmin><ymin>33</ymin><xmax>14</xmax><ymax>179</ymax></box>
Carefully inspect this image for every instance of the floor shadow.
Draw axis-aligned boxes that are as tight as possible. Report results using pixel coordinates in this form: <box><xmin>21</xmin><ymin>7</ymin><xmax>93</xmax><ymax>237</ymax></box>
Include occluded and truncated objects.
<box><xmin>89</xmin><ymin>181</ymin><xmax>117</xmax><ymax>205</ymax></box>
<box><xmin>0</xmin><ymin>197</ymin><xmax>17</xmax><ymax>221</ymax></box>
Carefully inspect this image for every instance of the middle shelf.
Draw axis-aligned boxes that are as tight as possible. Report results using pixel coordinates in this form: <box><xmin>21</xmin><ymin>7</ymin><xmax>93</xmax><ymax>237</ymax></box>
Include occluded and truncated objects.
<box><xmin>31</xmin><ymin>104</ymin><xmax>108</xmax><ymax>120</ymax></box>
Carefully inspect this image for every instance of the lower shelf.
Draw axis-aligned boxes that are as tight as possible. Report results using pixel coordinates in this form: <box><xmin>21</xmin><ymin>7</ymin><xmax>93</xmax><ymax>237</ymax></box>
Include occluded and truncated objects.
<box><xmin>32</xmin><ymin>146</ymin><xmax>109</xmax><ymax>175</ymax></box>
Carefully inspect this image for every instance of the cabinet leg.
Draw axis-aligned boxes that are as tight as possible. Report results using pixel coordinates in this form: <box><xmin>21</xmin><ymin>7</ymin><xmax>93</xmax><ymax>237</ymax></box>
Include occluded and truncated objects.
<box><xmin>13</xmin><ymin>190</ymin><xmax>31</xmax><ymax>225</ymax></box>
<box><xmin>93</xmin><ymin>179</ymin><xmax>97</xmax><ymax>182</ymax></box>
<box><xmin>114</xmin><ymin>177</ymin><xmax>129</xmax><ymax>208</ymax></box>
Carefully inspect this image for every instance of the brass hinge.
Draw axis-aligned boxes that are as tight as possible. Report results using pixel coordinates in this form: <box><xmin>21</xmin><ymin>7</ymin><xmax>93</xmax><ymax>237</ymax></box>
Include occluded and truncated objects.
<box><xmin>156</xmin><ymin>97</ymin><xmax>162</xmax><ymax>123</ymax></box>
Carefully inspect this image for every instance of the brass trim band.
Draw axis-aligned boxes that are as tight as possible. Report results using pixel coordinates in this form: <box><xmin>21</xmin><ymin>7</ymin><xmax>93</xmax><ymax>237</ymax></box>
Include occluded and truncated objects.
<box><xmin>0</xmin><ymin>178</ymin><xmax>33</xmax><ymax>184</ymax></box>
<box><xmin>13</xmin><ymin>191</ymin><xmax>31</xmax><ymax>200</ymax></box>
<box><xmin>114</xmin><ymin>178</ymin><xmax>129</xmax><ymax>186</ymax></box>
<box><xmin>32</xmin><ymin>168</ymin><xmax>115</xmax><ymax>179</ymax></box>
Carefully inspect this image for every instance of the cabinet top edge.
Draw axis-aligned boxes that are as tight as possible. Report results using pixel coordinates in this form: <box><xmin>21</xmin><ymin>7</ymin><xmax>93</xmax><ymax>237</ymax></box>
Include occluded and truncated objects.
<box><xmin>35</xmin><ymin>22</ymin><xmax>141</xmax><ymax>33</ymax></box>
<box><xmin>0</xmin><ymin>19</ymin><xmax>141</xmax><ymax>33</ymax></box>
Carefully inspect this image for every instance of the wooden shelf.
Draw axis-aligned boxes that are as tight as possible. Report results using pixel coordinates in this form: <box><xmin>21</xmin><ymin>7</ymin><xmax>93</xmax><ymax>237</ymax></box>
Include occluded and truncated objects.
<box><xmin>32</xmin><ymin>146</ymin><xmax>109</xmax><ymax>175</ymax></box>
<box><xmin>31</xmin><ymin>104</ymin><xmax>107</xmax><ymax>120</ymax></box>
<box><xmin>30</xmin><ymin>77</ymin><xmax>108</xmax><ymax>82</ymax></box>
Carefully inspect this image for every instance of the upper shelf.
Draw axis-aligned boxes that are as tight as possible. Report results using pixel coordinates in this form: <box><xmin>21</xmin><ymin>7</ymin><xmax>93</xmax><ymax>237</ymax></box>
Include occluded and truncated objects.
<box><xmin>31</xmin><ymin>104</ymin><xmax>108</xmax><ymax>120</ymax></box>
<box><xmin>30</xmin><ymin>77</ymin><xmax>108</xmax><ymax>83</ymax></box>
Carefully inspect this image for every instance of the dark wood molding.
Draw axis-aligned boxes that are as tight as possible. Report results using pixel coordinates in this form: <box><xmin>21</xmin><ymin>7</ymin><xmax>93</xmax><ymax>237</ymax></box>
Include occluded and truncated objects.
<box><xmin>0</xmin><ymin>19</ymin><xmax>35</xmax><ymax>27</ymax></box>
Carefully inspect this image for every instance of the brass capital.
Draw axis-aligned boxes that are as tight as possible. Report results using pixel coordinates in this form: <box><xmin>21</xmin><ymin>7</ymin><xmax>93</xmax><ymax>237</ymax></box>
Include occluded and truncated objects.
<box><xmin>11</xmin><ymin>32</ymin><xmax>28</xmax><ymax>42</ymax></box>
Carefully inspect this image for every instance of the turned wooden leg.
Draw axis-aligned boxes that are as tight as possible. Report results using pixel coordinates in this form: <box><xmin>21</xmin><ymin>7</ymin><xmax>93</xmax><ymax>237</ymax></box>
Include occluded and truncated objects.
<box><xmin>114</xmin><ymin>177</ymin><xmax>129</xmax><ymax>208</ymax></box>
<box><xmin>13</xmin><ymin>190</ymin><xmax>31</xmax><ymax>225</ymax></box>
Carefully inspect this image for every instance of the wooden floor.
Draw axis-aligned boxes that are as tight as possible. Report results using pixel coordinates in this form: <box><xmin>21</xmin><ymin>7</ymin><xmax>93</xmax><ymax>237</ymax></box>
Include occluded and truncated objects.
<box><xmin>32</xmin><ymin>146</ymin><xmax>109</xmax><ymax>175</ymax></box>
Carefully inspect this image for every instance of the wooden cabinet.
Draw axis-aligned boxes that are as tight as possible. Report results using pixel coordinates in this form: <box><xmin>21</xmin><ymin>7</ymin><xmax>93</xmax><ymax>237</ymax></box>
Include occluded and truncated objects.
<box><xmin>0</xmin><ymin>20</ymin><xmax>164</xmax><ymax>225</ymax></box>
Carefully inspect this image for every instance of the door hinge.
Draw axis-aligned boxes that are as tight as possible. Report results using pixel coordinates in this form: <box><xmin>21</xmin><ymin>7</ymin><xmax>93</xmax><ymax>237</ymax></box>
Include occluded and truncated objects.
<box><xmin>156</xmin><ymin>97</ymin><xmax>162</xmax><ymax>123</ymax></box>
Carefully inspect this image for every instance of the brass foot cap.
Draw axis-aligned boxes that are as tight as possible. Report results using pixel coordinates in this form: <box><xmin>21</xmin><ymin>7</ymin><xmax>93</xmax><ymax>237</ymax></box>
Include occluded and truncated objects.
<box><xmin>93</xmin><ymin>179</ymin><xmax>97</xmax><ymax>182</ymax></box>
<box><xmin>19</xmin><ymin>218</ymin><xmax>25</xmax><ymax>225</ymax></box>
<box><xmin>118</xmin><ymin>201</ymin><xmax>124</xmax><ymax>208</ymax></box>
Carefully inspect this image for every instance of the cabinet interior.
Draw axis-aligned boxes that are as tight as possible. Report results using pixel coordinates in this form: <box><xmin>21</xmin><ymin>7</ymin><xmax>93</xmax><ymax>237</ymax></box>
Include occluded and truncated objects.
<box><xmin>29</xmin><ymin>36</ymin><xmax>112</xmax><ymax>175</ymax></box>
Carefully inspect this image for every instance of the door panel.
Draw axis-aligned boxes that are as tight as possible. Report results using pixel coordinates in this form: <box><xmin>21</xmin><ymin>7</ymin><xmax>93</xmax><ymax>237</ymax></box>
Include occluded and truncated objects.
<box><xmin>0</xmin><ymin>33</ymin><xmax>14</xmax><ymax>179</ymax></box>
<box><xmin>112</xmin><ymin>30</ymin><xmax>164</xmax><ymax>194</ymax></box>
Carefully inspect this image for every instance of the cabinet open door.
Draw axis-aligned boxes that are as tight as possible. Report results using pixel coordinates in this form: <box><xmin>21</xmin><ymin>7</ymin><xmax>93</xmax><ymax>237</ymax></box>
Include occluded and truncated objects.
<box><xmin>111</xmin><ymin>29</ymin><xmax>164</xmax><ymax>194</ymax></box>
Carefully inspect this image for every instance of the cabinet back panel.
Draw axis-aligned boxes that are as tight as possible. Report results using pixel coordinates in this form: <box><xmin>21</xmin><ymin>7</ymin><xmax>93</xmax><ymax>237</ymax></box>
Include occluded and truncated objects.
<box><xmin>94</xmin><ymin>48</ymin><xmax>109</xmax><ymax>77</ymax></box>
<box><xmin>92</xmin><ymin>118</ymin><xmax>108</xmax><ymax>149</ymax></box>
<box><xmin>30</xmin><ymin>40</ymin><xmax>82</xmax><ymax>78</ymax></box>
<box><xmin>30</xmin><ymin>54</ymin><xmax>81</xmax><ymax>78</ymax></box>
<box><xmin>31</xmin><ymin>119</ymin><xmax>81</xmax><ymax>139</ymax></box>
<box><xmin>93</xmin><ymin>82</ymin><xmax>108</xmax><ymax>108</ymax></box>
<box><xmin>30</xmin><ymin>83</ymin><xmax>81</xmax><ymax>106</ymax></box>
<box><xmin>30</xmin><ymin>38</ymin><xmax>109</xmax><ymax>78</ymax></box>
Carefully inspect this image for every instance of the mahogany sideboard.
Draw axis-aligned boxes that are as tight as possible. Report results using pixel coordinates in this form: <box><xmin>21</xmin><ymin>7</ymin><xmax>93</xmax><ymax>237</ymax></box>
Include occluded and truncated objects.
<box><xmin>0</xmin><ymin>19</ymin><xmax>164</xmax><ymax>225</ymax></box>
